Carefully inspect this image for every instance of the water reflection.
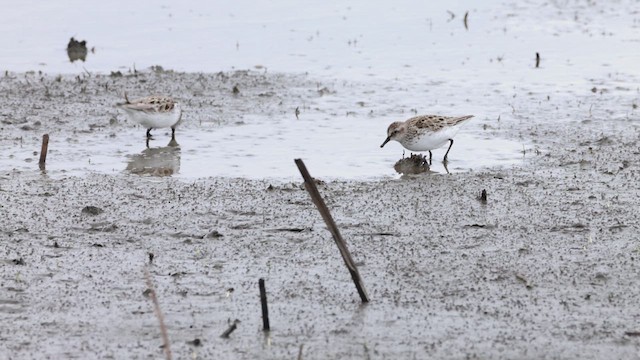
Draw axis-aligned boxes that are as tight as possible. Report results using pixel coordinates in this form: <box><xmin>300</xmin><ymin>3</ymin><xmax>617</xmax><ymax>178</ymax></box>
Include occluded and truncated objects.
<box><xmin>393</xmin><ymin>154</ymin><xmax>433</xmax><ymax>175</ymax></box>
<box><xmin>125</xmin><ymin>138</ymin><xmax>180</xmax><ymax>176</ymax></box>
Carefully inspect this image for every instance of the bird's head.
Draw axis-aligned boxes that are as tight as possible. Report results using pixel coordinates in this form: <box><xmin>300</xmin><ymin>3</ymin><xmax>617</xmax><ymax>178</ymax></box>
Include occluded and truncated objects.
<box><xmin>380</xmin><ymin>121</ymin><xmax>406</xmax><ymax>148</ymax></box>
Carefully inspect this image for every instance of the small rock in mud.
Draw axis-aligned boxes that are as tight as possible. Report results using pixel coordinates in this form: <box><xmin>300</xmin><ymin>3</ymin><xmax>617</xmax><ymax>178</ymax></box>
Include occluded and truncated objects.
<box><xmin>317</xmin><ymin>86</ymin><xmax>335</xmax><ymax>96</ymax></box>
<box><xmin>66</xmin><ymin>37</ymin><xmax>88</xmax><ymax>62</ymax></box>
<box><xmin>150</xmin><ymin>65</ymin><xmax>166</xmax><ymax>73</ymax></box>
<box><xmin>186</xmin><ymin>338</ymin><xmax>202</xmax><ymax>346</ymax></box>
<box><xmin>393</xmin><ymin>154</ymin><xmax>430</xmax><ymax>175</ymax></box>
<box><xmin>12</xmin><ymin>258</ymin><xmax>26</xmax><ymax>266</ymax></box>
<box><xmin>205</xmin><ymin>230</ymin><xmax>223</xmax><ymax>238</ymax></box>
<box><xmin>81</xmin><ymin>206</ymin><xmax>104</xmax><ymax>215</ymax></box>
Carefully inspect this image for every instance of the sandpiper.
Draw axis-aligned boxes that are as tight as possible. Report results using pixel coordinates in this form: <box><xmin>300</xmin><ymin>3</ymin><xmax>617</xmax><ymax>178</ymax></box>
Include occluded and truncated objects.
<box><xmin>117</xmin><ymin>94</ymin><xmax>182</xmax><ymax>139</ymax></box>
<box><xmin>380</xmin><ymin>114</ymin><xmax>474</xmax><ymax>162</ymax></box>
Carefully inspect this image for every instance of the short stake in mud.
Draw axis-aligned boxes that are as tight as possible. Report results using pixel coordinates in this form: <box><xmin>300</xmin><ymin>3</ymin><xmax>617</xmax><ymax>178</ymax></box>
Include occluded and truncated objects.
<box><xmin>294</xmin><ymin>159</ymin><xmax>369</xmax><ymax>303</ymax></box>
<box><xmin>39</xmin><ymin>134</ymin><xmax>49</xmax><ymax>170</ymax></box>
<box><xmin>144</xmin><ymin>269</ymin><xmax>172</xmax><ymax>360</ymax></box>
<box><xmin>220</xmin><ymin>319</ymin><xmax>239</xmax><ymax>338</ymax></box>
<box><xmin>259</xmin><ymin>278</ymin><xmax>270</xmax><ymax>331</ymax></box>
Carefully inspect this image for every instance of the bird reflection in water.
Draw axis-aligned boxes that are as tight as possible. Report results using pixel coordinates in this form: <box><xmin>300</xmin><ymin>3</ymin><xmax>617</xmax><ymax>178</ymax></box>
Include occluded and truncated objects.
<box><xmin>126</xmin><ymin>138</ymin><xmax>181</xmax><ymax>176</ymax></box>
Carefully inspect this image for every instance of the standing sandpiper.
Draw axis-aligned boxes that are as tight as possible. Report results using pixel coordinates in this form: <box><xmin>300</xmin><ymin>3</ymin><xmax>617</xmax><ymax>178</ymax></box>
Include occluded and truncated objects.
<box><xmin>381</xmin><ymin>114</ymin><xmax>474</xmax><ymax>162</ymax></box>
<box><xmin>117</xmin><ymin>94</ymin><xmax>182</xmax><ymax>140</ymax></box>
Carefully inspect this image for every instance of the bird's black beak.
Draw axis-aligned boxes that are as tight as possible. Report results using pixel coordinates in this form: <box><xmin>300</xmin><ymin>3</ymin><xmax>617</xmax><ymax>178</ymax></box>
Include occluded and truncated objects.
<box><xmin>380</xmin><ymin>136</ymin><xmax>391</xmax><ymax>148</ymax></box>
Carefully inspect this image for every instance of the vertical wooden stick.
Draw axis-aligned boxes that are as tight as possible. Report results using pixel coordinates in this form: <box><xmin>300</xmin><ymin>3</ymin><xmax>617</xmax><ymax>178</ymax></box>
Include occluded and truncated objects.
<box><xmin>259</xmin><ymin>278</ymin><xmax>270</xmax><ymax>331</ymax></box>
<box><xmin>39</xmin><ymin>134</ymin><xmax>49</xmax><ymax>167</ymax></box>
<box><xmin>144</xmin><ymin>269</ymin><xmax>172</xmax><ymax>360</ymax></box>
<box><xmin>294</xmin><ymin>159</ymin><xmax>369</xmax><ymax>303</ymax></box>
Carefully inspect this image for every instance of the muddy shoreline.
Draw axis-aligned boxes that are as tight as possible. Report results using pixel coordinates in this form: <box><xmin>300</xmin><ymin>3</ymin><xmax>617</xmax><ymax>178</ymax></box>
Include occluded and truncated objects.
<box><xmin>1</xmin><ymin>70</ymin><xmax>639</xmax><ymax>359</ymax></box>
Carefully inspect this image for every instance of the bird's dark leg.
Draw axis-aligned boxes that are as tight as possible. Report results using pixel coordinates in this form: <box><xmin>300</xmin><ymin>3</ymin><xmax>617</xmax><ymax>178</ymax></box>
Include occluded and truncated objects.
<box><xmin>428</xmin><ymin>150</ymin><xmax>433</xmax><ymax>165</ymax></box>
<box><xmin>442</xmin><ymin>160</ymin><xmax>450</xmax><ymax>175</ymax></box>
<box><xmin>443</xmin><ymin>139</ymin><xmax>454</xmax><ymax>162</ymax></box>
<box><xmin>146</xmin><ymin>128</ymin><xmax>152</xmax><ymax>139</ymax></box>
<box><xmin>171</xmin><ymin>127</ymin><xmax>176</xmax><ymax>140</ymax></box>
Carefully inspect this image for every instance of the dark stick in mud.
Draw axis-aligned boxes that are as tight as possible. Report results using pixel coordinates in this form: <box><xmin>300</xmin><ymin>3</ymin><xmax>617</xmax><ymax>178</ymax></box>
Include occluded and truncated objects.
<box><xmin>39</xmin><ymin>134</ymin><xmax>49</xmax><ymax>168</ymax></box>
<box><xmin>479</xmin><ymin>189</ymin><xmax>487</xmax><ymax>203</ymax></box>
<box><xmin>536</xmin><ymin>52</ymin><xmax>541</xmax><ymax>68</ymax></box>
<box><xmin>220</xmin><ymin>319</ymin><xmax>239</xmax><ymax>338</ymax></box>
<box><xmin>144</xmin><ymin>269</ymin><xmax>172</xmax><ymax>360</ymax></box>
<box><xmin>259</xmin><ymin>278</ymin><xmax>270</xmax><ymax>331</ymax></box>
<box><xmin>294</xmin><ymin>158</ymin><xmax>370</xmax><ymax>303</ymax></box>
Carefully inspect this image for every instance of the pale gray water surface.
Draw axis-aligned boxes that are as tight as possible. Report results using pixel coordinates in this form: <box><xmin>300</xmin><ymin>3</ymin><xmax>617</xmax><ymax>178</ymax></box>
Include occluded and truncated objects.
<box><xmin>3</xmin><ymin>0</ymin><xmax>638</xmax><ymax>84</ymax></box>
<box><xmin>0</xmin><ymin>115</ymin><xmax>525</xmax><ymax>179</ymax></box>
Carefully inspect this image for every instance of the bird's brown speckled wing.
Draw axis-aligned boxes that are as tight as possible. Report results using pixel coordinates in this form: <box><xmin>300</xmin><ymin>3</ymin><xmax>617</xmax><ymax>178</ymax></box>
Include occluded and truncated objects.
<box><xmin>409</xmin><ymin>115</ymin><xmax>473</xmax><ymax>132</ymax></box>
<box><xmin>121</xmin><ymin>96</ymin><xmax>176</xmax><ymax>113</ymax></box>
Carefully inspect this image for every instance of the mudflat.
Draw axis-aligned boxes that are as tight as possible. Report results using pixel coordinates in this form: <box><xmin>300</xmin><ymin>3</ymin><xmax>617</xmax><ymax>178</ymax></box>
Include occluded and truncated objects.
<box><xmin>1</xmin><ymin>70</ymin><xmax>639</xmax><ymax>359</ymax></box>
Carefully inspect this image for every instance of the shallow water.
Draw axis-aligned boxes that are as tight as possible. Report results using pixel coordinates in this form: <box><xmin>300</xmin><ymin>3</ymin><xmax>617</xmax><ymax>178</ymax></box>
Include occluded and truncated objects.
<box><xmin>3</xmin><ymin>0</ymin><xmax>637</xmax><ymax>83</ymax></box>
<box><xmin>1</xmin><ymin>117</ymin><xmax>525</xmax><ymax>179</ymax></box>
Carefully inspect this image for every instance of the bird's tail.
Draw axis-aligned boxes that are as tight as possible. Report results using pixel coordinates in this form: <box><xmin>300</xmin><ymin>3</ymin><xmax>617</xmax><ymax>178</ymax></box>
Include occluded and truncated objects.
<box><xmin>453</xmin><ymin>115</ymin><xmax>474</xmax><ymax>125</ymax></box>
<box><xmin>115</xmin><ymin>92</ymin><xmax>132</xmax><ymax>107</ymax></box>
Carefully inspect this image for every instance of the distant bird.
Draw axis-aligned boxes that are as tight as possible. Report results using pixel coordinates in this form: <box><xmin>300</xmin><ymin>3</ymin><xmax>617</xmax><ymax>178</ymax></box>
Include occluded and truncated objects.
<box><xmin>381</xmin><ymin>114</ymin><xmax>474</xmax><ymax>162</ymax></box>
<box><xmin>117</xmin><ymin>94</ymin><xmax>182</xmax><ymax>139</ymax></box>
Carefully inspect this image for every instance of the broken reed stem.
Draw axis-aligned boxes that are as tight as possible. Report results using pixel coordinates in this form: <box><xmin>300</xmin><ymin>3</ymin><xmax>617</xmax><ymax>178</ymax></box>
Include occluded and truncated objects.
<box><xmin>259</xmin><ymin>278</ymin><xmax>270</xmax><ymax>331</ymax></box>
<box><xmin>220</xmin><ymin>320</ymin><xmax>239</xmax><ymax>338</ymax></box>
<box><xmin>39</xmin><ymin>134</ymin><xmax>49</xmax><ymax>166</ymax></box>
<box><xmin>144</xmin><ymin>269</ymin><xmax>172</xmax><ymax>360</ymax></box>
<box><xmin>294</xmin><ymin>159</ymin><xmax>369</xmax><ymax>303</ymax></box>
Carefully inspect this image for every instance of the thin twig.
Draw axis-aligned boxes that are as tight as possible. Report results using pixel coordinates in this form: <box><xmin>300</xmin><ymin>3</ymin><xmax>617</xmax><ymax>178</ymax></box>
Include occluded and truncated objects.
<box><xmin>294</xmin><ymin>159</ymin><xmax>369</xmax><ymax>303</ymax></box>
<box><xmin>144</xmin><ymin>269</ymin><xmax>172</xmax><ymax>360</ymax></box>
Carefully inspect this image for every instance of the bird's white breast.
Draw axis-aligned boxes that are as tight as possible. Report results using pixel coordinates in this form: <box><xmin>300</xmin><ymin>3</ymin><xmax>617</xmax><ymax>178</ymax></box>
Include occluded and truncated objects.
<box><xmin>401</xmin><ymin>126</ymin><xmax>462</xmax><ymax>151</ymax></box>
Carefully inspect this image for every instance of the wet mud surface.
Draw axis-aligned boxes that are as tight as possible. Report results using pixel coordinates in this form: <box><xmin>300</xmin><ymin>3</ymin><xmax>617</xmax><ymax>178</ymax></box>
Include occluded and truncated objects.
<box><xmin>1</xmin><ymin>68</ymin><xmax>639</xmax><ymax>359</ymax></box>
